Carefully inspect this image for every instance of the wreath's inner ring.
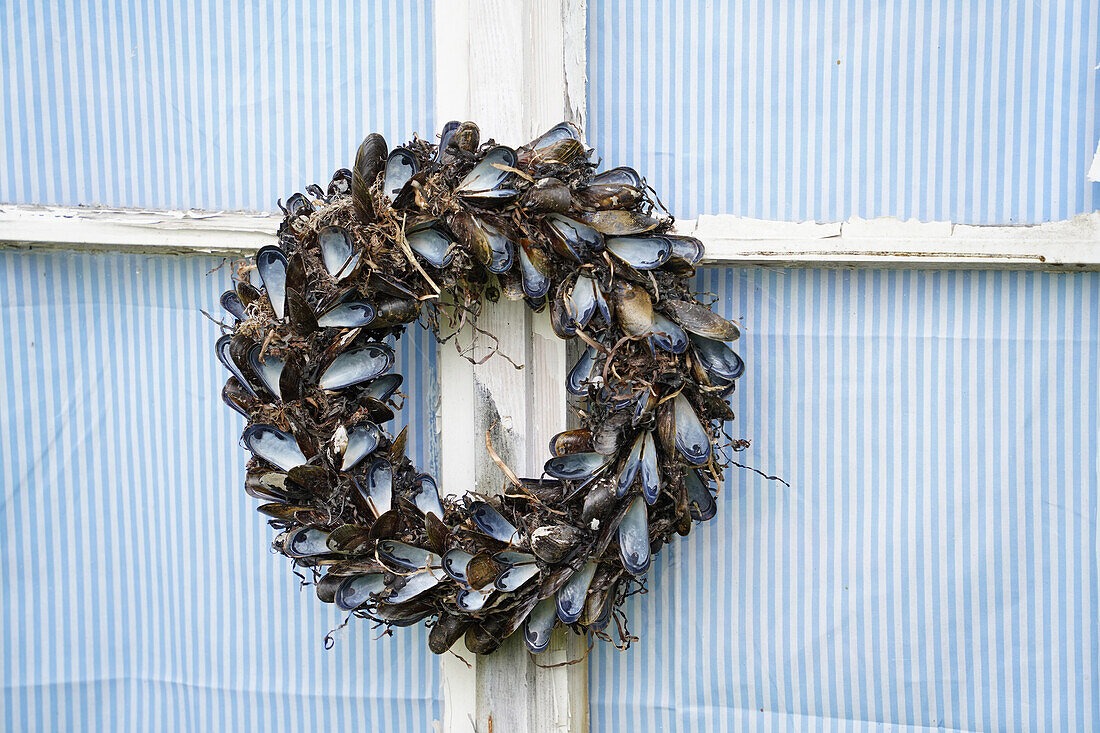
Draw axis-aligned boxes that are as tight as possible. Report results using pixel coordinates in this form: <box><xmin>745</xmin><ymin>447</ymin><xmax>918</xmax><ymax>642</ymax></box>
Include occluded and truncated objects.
<box><xmin>217</xmin><ymin>120</ymin><xmax>744</xmax><ymax>656</ymax></box>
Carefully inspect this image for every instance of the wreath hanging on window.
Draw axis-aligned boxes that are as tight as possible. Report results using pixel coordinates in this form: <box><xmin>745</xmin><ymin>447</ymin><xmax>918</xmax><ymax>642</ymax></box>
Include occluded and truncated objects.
<box><xmin>216</xmin><ymin>121</ymin><xmax>744</xmax><ymax>655</ymax></box>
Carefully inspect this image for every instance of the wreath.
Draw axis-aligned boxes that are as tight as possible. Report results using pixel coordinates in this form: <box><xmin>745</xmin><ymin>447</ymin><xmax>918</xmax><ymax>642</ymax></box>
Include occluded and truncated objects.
<box><xmin>216</xmin><ymin>121</ymin><xmax>744</xmax><ymax>655</ymax></box>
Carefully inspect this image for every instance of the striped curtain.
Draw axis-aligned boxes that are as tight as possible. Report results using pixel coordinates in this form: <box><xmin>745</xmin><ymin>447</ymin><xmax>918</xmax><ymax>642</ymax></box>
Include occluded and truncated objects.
<box><xmin>0</xmin><ymin>250</ymin><xmax>441</xmax><ymax>731</ymax></box>
<box><xmin>590</xmin><ymin>266</ymin><xmax>1100</xmax><ymax>731</ymax></box>
<box><xmin>587</xmin><ymin>0</ymin><xmax>1099</xmax><ymax>224</ymax></box>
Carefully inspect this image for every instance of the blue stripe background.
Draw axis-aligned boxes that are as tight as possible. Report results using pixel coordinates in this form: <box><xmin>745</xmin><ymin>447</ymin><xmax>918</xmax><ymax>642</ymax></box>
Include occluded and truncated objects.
<box><xmin>0</xmin><ymin>250</ymin><xmax>441</xmax><ymax>731</ymax></box>
<box><xmin>590</xmin><ymin>266</ymin><xmax>1100</xmax><ymax>732</ymax></box>
<box><xmin>586</xmin><ymin>0</ymin><xmax>1100</xmax><ymax>224</ymax></box>
<box><xmin>0</xmin><ymin>0</ymin><xmax>436</xmax><ymax>211</ymax></box>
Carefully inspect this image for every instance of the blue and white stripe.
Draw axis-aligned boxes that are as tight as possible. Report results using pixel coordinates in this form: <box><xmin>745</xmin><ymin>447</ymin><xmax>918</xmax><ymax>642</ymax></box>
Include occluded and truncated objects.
<box><xmin>0</xmin><ymin>250</ymin><xmax>441</xmax><ymax>731</ymax></box>
<box><xmin>587</xmin><ymin>0</ymin><xmax>1100</xmax><ymax>224</ymax></box>
<box><xmin>0</xmin><ymin>0</ymin><xmax>435</xmax><ymax>212</ymax></box>
<box><xmin>590</xmin><ymin>266</ymin><xmax>1100</xmax><ymax>732</ymax></box>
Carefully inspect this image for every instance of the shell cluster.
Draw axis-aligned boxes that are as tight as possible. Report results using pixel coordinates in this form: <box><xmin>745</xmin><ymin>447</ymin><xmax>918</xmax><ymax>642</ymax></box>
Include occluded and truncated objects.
<box><xmin>216</xmin><ymin>121</ymin><xmax>744</xmax><ymax>655</ymax></box>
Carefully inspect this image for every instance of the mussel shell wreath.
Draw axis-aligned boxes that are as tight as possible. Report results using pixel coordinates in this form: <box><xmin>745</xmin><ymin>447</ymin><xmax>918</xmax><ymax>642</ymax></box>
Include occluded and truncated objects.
<box><xmin>217</xmin><ymin>120</ymin><xmax>744</xmax><ymax>656</ymax></box>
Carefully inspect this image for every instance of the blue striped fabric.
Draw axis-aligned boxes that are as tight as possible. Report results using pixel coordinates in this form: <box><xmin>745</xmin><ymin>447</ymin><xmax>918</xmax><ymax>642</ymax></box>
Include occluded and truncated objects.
<box><xmin>0</xmin><ymin>250</ymin><xmax>441</xmax><ymax>731</ymax></box>
<box><xmin>587</xmin><ymin>0</ymin><xmax>1100</xmax><ymax>224</ymax></box>
<box><xmin>590</xmin><ymin>266</ymin><xmax>1100</xmax><ymax>732</ymax></box>
<box><xmin>0</xmin><ymin>0</ymin><xmax>435</xmax><ymax>211</ymax></box>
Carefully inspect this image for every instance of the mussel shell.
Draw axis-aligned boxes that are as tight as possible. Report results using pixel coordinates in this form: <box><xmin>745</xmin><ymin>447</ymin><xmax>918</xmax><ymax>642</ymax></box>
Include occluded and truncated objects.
<box><xmin>519</xmin><ymin>177</ymin><xmax>573</xmax><ymax>213</ymax></box>
<box><xmin>235</xmin><ymin>278</ymin><xmax>261</xmax><ymax>307</ymax></box>
<box><xmin>544</xmin><ymin>451</ymin><xmax>612</xmax><ymax>481</ymax></box>
<box><xmin>616</xmin><ymin>433</ymin><xmax>645</xmax><ymax>498</ymax></box>
<box><xmin>285</xmin><ymin>288</ymin><xmax>317</xmax><ymax>335</ymax></box>
<box><xmin>242</xmin><ymin>424</ymin><xmax>308</xmax><ymax>472</ymax></box>
<box><xmin>690</xmin><ymin>334</ymin><xmax>745</xmax><ymax>381</ymax></box>
<box><xmin>328</xmin><ymin>168</ymin><xmax>353</xmax><ymax>197</ymax></box>
<box><xmin>441</xmin><ymin>549</ymin><xmax>475</xmax><ymax>584</ymax></box>
<box><xmin>317</xmin><ymin>301</ymin><xmax>376</xmax><ymax>329</ymax></box>
<box><xmin>341</xmin><ymin>422</ymin><xmax>381</xmax><ymax>471</ymax></box>
<box><xmin>556</xmin><ymin>561</ymin><xmax>598</xmax><ymax>624</ymax></box>
<box><xmin>315</xmin><ymin>572</ymin><xmax>345</xmax><ymax>604</ymax></box>
<box><xmin>326</xmin><ymin>524</ymin><xmax>373</xmax><ymax>554</ymax></box>
<box><xmin>318</xmin><ymin>225</ymin><xmax>359</xmax><ymax>279</ymax></box>
<box><xmin>220</xmin><ymin>290</ymin><xmax>247</xmax><ymax>321</ymax></box>
<box><xmin>665</xmin><ymin>235</ymin><xmax>705</xmax><ymax>265</ymax></box>
<box><xmin>673</xmin><ymin>393</ymin><xmax>711</xmax><ymax>466</ymax></box>
<box><xmin>406</xmin><ymin>222</ymin><xmax>455</xmax><ymax>269</ymax></box>
<box><xmin>606</xmin><ymin>236</ymin><xmax>672</xmax><ymax>270</ymax></box>
<box><xmin>450</xmin><ymin>213</ymin><xmax>514</xmax><ymax>273</ymax></box>
<box><xmin>549</xmin><ymin>428</ymin><xmax>594</xmax><ymax>456</ymax></box>
<box><xmin>591</xmin><ymin>166</ymin><xmax>642</xmax><ymax>187</ymax></box>
<box><xmin>469</xmin><ymin>501</ymin><xmax>522</xmax><ymax>545</ymax></box>
<box><xmin>648</xmin><ymin>313</ymin><xmax>689</xmax><ymax>354</ymax></box>
<box><xmin>282</xmin><ymin>527</ymin><xmax>331</xmax><ymax>558</ymax></box>
<box><xmin>612</xmin><ymin>281</ymin><xmax>654</xmax><ymax>337</ymax></box>
<box><xmin>247</xmin><ymin>344</ymin><xmax>284</xmax><ymax>399</ymax></box>
<box><xmin>566</xmin><ymin>346</ymin><xmax>603</xmax><ymax>396</ymax></box>
<box><xmin>453</xmin><ymin>121</ymin><xmax>480</xmax><ymax>153</ymax></box>
<box><xmin>384</xmin><ymin>147</ymin><xmax>418</xmax><ymax>200</ymax></box>
<box><xmin>335</xmin><ymin>573</ymin><xmax>386</xmax><ymax>611</ymax></box>
<box><xmin>522</xmin><ymin>121</ymin><xmax>581</xmax><ymax>152</ymax></box>
<box><xmin>684</xmin><ymin>469</ymin><xmax>717</xmax><ymax>521</ymax></box>
<box><xmin>618</xmin><ymin>497</ymin><xmax>650</xmax><ymax>575</ymax></box>
<box><xmin>352</xmin><ymin>133</ymin><xmax>387</xmax><ymax>220</ymax></box>
<box><xmin>573</xmin><ymin>183</ymin><xmax>642</xmax><ymax>210</ymax></box>
<box><xmin>456</xmin><ymin>146</ymin><xmax>517</xmax><ymax>196</ymax></box>
<box><xmin>429</xmin><ymin>612</ymin><xmax>470</xmax><ymax>654</ymax></box>
<box><xmin>524</xmin><ymin>597</ymin><xmax>558</xmax><ymax>653</ymax></box>
<box><xmin>255</xmin><ymin>245</ymin><xmax>288</xmax><ymax>320</ymax></box>
<box><xmin>222</xmin><ymin>377</ymin><xmax>257</xmax><ymax>418</ymax></box>
<box><xmin>362</xmin><ymin>373</ymin><xmax>403</xmax><ymax>403</ymax></box>
<box><xmin>545</xmin><ymin>214</ymin><xmax>603</xmax><ymax>261</ymax></box>
<box><xmin>529</xmin><ymin>523</ymin><xmax>586</xmax><ymax>565</ymax></box>
<box><xmin>363</xmin><ymin>459</ymin><xmax>394</xmax><ymax>516</ymax></box>
<box><xmin>411</xmin><ymin>473</ymin><xmax>445</xmax><ymax>519</ymax></box>
<box><xmin>215</xmin><ymin>334</ymin><xmax>258</xmax><ymax>397</ymax></box>
<box><xmin>494</xmin><ymin>563</ymin><xmax>539</xmax><ymax>593</ymax></box>
<box><xmin>371</xmin><ymin>296</ymin><xmax>421</xmax><ymax>329</ymax></box>
<box><xmin>455</xmin><ymin>588</ymin><xmax>493</xmax><ymax>612</ymax></box>
<box><xmin>666</xmin><ymin>300</ymin><xmax>740</xmax><ymax>341</ymax></box>
<box><xmin>319</xmin><ymin>343</ymin><xmax>395</xmax><ymax>391</ymax></box>
<box><xmin>575</xmin><ymin>209</ymin><xmax>661</xmax><ymax>236</ymax></box>
<box><xmin>518</xmin><ymin>240</ymin><xmax>552</xmax><ymax>298</ymax></box>
<box><xmin>376</xmin><ymin>540</ymin><xmax>439</xmax><ymax>571</ymax></box>
<box><xmin>384</xmin><ymin>569</ymin><xmax>442</xmax><ymax>603</ymax></box>
<box><xmin>434</xmin><ymin>120</ymin><xmax>461</xmax><ymax>163</ymax></box>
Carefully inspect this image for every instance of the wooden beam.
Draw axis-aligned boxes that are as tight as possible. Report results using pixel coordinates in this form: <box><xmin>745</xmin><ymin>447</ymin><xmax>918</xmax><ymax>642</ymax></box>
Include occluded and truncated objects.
<box><xmin>434</xmin><ymin>1</ymin><xmax>590</xmax><ymax>732</ymax></box>
<box><xmin>5</xmin><ymin>204</ymin><xmax>1100</xmax><ymax>271</ymax></box>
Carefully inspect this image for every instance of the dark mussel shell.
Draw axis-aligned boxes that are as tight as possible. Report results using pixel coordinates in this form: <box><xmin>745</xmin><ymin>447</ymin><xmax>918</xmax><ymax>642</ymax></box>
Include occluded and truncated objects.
<box><xmin>220</xmin><ymin>290</ymin><xmax>247</xmax><ymax>321</ymax></box>
<box><xmin>319</xmin><ymin>342</ymin><xmax>395</xmax><ymax>391</ymax></box>
<box><xmin>341</xmin><ymin>422</ymin><xmax>381</xmax><ymax>471</ymax></box>
<box><xmin>524</xmin><ymin>597</ymin><xmax>558</xmax><ymax>653</ymax></box>
<box><xmin>317</xmin><ymin>301</ymin><xmax>376</xmax><ymax>329</ymax></box>
<box><xmin>406</xmin><ymin>220</ymin><xmax>455</xmax><ymax>269</ymax></box>
<box><xmin>606</xmin><ymin>236</ymin><xmax>672</xmax><ymax>270</ymax></box>
<box><xmin>590</xmin><ymin>166</ymin><xmax>642</xmax><ymax>187</ymax></box>
<box><xmin>690</xmin><ymin>333</ymin><xmax>745</xmax><ymax>381</ymax></box>
<box><xmin>666</xmin><ymin>300</ymin><xmax>740</xmax><ymax>341</ymax></box>
<box><xmin>318</xmin><ymin>225</ymin><xmax>360</xmax><ymax>280</ymax></box>
<box><xmin>544</xmin><ymin>214</ymin><xmax>603</xmax><ymax>262</ymax></box>
<box><xmin>456</xmin><ymin>146</ymin><xmax>518</xmax><ymax>200</ymax></box>
<box><xmin>352</xmin><ymin>133</ymin><xmax>387</xmax><ymax>220</ymax></box>
<box><xmin>469</xmin><ymin>501</ymin><xmax>522</xmax><ymax>544</ymax></box>
<box><xmin>384</xmin><ymin>147</ymin><xmax>418</xmax><ymax>200</ymax></box>
<box><xmin>575</xmin><ymin>209</ymin><xmax>661</xmax><ymax>236</ymax></box>
<box><xmin>618</xmin><ymin>496</ymin><xmax>650</xmax><ymax>575</ymax></box>
<box><xmin>684</xmin><ymin>469</ymin><xmax>717</xmax><ymax>521</ymax></box>
<box><xmin>255</xmin><ymin>245</ymin><xmax>288</xmax><ymax>320</ymax></box>
<box><xmin>242</xmin><ymin>425</ymin><xmax>309</xmax><ymax>472</ymax></box>
<box><xmin>544</xmin><ymin>451</ymin><xmax>612</xmax><ymax>482</ymax></box>
<box><xmin>556</xmin><ymin>561</ymin><xmax>597</xmax><ymax>624</ymax></box>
